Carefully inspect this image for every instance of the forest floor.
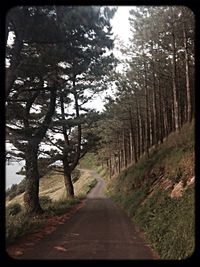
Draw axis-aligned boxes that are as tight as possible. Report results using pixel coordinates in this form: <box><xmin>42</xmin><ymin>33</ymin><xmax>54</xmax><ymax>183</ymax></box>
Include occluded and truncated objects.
<box><xmin>6</xmin><ymin>170</ymin><xmax>158</xmax><ymax>260</ymax></box>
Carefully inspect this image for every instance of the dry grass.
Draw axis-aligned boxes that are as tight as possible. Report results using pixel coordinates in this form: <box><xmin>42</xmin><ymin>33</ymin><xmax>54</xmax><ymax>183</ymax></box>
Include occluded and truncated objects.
<box><xmin>6</xmin><ymin>168</ymin><xmax>96</xmax><ymax>206</ymax></box>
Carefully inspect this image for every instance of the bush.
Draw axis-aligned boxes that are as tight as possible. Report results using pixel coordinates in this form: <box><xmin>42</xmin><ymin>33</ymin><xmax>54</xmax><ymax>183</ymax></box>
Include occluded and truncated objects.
<box><xmin>6</xmin><ymin>212</ymin><xmax>44</xmax><ymax>244</ymax></box>
<box><xmin>45</xmin><ymin>198</ymin><xmax>80</xmax><ymax>216</ymax></box>
<box><xmin>39</xmin><ymin>195</ymin><xmax>52</xmax><ymax>209</ymax></box>
<box><xmin>6</xmin><ymin>179</ymin><xmax>26</xmax><ymax>200</ymax></box>
<box><xmin>6</xmin><ymin>203</ymin><xmax>22</xmax><ymax>216</ymax></box>
<box><xmin>6</xmin><ymin>184</ymin><xmax>18</xmax><ymax>200</ymax></box>
<box><xmin>72</xmin><ymin>169</ymin><xmax>81</xmax><ymax>183</ymax></box>
<box><xmin>16</xmin><ymin>178</ymin><xmax>26</xmax><ymax>195</ymax></box>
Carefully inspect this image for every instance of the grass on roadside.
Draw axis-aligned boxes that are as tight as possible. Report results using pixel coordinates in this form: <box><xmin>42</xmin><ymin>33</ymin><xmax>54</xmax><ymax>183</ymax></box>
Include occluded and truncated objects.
<box><xmin>6</xmin><ymin>168</ymin><xmax>97</xmax><ymax>245</ymax></box>
<box><xmin>6</xmin><ymin>197</ymin><xmax>80</xmax><ymax>245</ymax></box>
<box><xmin>105</xmin><ymin>121</ymin><xmax>195</xmax><ymax>260</ymax></box>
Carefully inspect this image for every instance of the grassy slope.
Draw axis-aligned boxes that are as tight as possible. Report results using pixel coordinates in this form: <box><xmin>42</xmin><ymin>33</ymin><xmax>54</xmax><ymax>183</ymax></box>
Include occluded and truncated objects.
<box><xmin>82</xmin><ymin>121</ymin><xmax>195</xmax><ymax>260</ymax></box>
<box><xmin>107</xmin><ymin>121</ymin><xmax>195</xmax><ymax>260</ymax></box>
<box><xmin>7</xmin><ymin>168</ymin><xmax>97</xmax><ymax>206</ymax></box>
<box><xmin>6</xmin><ymin>168</ymin><xmax>97</xmax><ymax>244</ymax></box>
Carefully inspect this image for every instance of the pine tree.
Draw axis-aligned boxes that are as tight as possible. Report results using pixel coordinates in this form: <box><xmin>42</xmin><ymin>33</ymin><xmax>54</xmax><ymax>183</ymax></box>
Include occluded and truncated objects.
<box><xmin>6</xmin><ymin>6</ymin><xmax>68</xmax><ymax>213</ymax></box>
<box><xmin>41</xmin><ymin>6</ymin><xmax>116</xmax><ymax>198</ymax></box>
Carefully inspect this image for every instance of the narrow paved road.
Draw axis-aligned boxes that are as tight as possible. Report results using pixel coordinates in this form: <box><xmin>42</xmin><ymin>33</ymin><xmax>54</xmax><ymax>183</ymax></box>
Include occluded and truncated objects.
<box><xmin>18</xmin><ymin>171</ymin><xmax>157</xmax><ymax>260</ymax></box>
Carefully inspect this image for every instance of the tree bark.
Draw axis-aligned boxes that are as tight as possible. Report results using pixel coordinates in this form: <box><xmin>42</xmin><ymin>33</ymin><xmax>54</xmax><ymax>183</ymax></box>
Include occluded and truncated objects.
<box><xmin>23</xmin><ymin>144</ymin><xmax>42</xmax><ymax>214</ymax></box>
<box><xmin>158</xmin><ymin>78</ymin><xmax>164</xmax><ymax>143</ymax></box>
<box><xmin>144</xmin><ymin>61</ymin><xmax>150</xmax><ymax>157</ymax></box>
<box><xmin>63</xmin><ymin>158</ymin><xmax>74</xmax><ymax>198</ymax></box>
<box><xmin>23</xmin><ymin>88</ymin><xmax>56</xmax><ymax>214</ymax></box>
<box><xmin>183</xmin><ymin>22</ymin><xmax>192</xmax><ymax>122</ymax></box>
<box><xmin>136</xmin><ymin>97</ymin><xmax>142</xmax><ymax>158</ymax></box>
<box><xmin>171</xmin><ymin>23</ymin><xmax>179</xmax><ymax>132</ymax></box>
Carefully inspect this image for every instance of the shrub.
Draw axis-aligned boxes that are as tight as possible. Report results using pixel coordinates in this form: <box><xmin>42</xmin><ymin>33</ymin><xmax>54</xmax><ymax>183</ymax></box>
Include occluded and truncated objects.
<box><xmin>16</xmin><ymin>178</ymin><xmax>26</xmax><ymax>195</ymax></box>
<box><xmin>6</xmin><ymin>203</ymin><xmax>22</xmax><ymax>216</ymax></box>
<box><xmin>39</xmin><ymin>195</ymin><xmax>52</xmax><ymax>209</ymax></box>
<box><xmin>6</xmin><ymin>212</ymin><xmax>44</xmax><ymax>244</ymax></box>
<box><xmin>45</xmin><ymin>198</ymin><xmax>80</xmax><ymax>216</ymax></box>
<box><xmin>72</xmin><ymin>169</ymin><xmax>81</xmax><ymax>183</ymax></box>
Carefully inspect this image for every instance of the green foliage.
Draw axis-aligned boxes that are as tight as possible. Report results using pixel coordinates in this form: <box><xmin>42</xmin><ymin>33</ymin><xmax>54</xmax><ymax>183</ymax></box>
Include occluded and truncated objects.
<box><xmin>16</xmin><ymin>178</ymin><xmax>26</xmax><ymax>195</ymax></box>
<box><xmin>107</xmin><ymin>122</ymin><xmax>194</xmax><ymax>259</ymax></box>
<box><xmin>44</xmin><ymin>198</ymin><xmax>80</xmax><ymax>216</ymax></box>
<box><xmin>39</xmin><ymin>196</ymin><xmax>52</xmax><ymax>209</ymax></box>
<box><xmin>88</xmin><ymin>179</ymin><xmax>98</xmax><ymax>191</ymax></box>
<box><xmin>72</xmin><ymin>169</ymin><xmax>81</xmax><ymax>183</ymax></box>
<box><xmin>6</xmin><ymin>211</ymin><xmax>44</xmax><ymax>244</ymax></box>
<box><xmin>6</xmin><ymin>179</ymin><xmax>26</xmax><ymax>200</ymax></box>
<box><xmin>6</xmin><ymin>203</ymin><xmax>22</xmax><ymax>216</ymax></box>
<box><xmin>38</xmin><ymin>158</ymin><xmax>53</xmax><ymax>178</ymax></box>
<box><xmin>80</xmin><ymin>178</ymin><xmax>97</xmax><ymax>196</ymax></box>
<box><xmin>79</xmin><ymin>153</ymin><xmax>101</xmax><ymax>169</ymax></box>
<box><xmin>134</xmin><ymin>187</ymin><xmax>195</xmax><ymax>259</ymax></box>
<box><xmin>6</xmin><ymin>198</ymin><xmax>80</xmax><ymax>244</ymax></box>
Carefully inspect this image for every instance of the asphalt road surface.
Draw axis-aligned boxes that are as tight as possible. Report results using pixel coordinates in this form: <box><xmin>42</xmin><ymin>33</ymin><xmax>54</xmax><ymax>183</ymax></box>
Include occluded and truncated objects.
<box><xmin>18</xmin><ymin>171</ymin><xmax>157</xmax><ymax>260</ymax></box>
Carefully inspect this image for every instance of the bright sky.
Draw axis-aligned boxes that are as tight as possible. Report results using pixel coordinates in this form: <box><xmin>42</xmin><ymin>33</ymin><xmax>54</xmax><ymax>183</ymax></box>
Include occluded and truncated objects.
<box><xmin>89</xmin><ymin>6</ymin><xmax>133</xmax><ymax>111</ymax></box>
<box><xmin>111</xmin><ymin>6</ymin><xmax>132</xmax><ymax>45</ymax></box>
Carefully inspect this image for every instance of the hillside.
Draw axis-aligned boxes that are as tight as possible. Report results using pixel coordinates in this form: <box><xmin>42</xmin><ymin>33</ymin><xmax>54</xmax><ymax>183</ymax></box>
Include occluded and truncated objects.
<box><xmin>81</xmin><ymin>121</ymin><xmax>195</xmax><ymax>259</ymax></box>
<box><xmin>6</xmin><ymin>168</ymin><xmax>97</xmax><ymax>244</ymax></box>
<box><xmin>6</xmin><ymin>168</ymin><xmax>96</xmax><ymax>206</ymax></box>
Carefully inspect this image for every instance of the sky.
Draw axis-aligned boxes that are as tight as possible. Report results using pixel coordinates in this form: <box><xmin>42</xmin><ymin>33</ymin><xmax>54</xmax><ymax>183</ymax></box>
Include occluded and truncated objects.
<box><xmin>111</xmin><ymin>6</ymin><xmax>132</xmax><ymax>45</ymax></box>
<box><xmin>87</xmin><ymin>6</ymin><xmax>133</xmax><ymax>111</ymax></box>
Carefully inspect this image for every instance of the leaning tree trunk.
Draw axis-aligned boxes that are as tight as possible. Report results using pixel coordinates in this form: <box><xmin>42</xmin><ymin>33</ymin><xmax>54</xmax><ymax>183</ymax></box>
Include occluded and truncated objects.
<box><xmin>23</xmin><ymin>145</ymin><xmax>42</xmax><ymax>214</ymax></box>
<box><xmin>63</xmin><ymin>159</ymin><xmax>74</xmax><ymax>198</ymax></box>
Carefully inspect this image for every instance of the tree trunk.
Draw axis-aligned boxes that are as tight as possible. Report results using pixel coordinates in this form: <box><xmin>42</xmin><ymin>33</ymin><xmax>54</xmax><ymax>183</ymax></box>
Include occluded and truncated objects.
<box><xmin>123</xmin><ymin>129</ymin><xmax>128</xmax><ymax>168</ymax></box>
<box><xmin>24</xmin><ymin>145</ymin><xmax>42</xmax><ymax>214</ymax></box>
<box><xmin>158</xmin><ymin>78</ymin><xmax>164</xmax><ymax>143</ymax></box>
<box><xmin>171</xmin><ymin>25</ymin><xmax>179</xmax><ymax>132</ymax></box>
<box><xmin>183</xmin><ymin>22</ymin><xmax>192</xmax><ymax>122</ymax></box>
<box><xmin>144</xmin><ymin>65</ymin><xmax>150</xmax><ymax>157</ymax></box>
<box><xmin>63</xmin><ymin>159</ymin><xmax>74</xmax><ymax>198</ymax></box>
<box><xmin>151</xmin><ymin>43</ymin><xmax>158</xmax><ymax>146</ymax></box>
<box><xmin>109</xmin><ymin>155</ymin><xmax>112</xmax><ymax>179</ymax></box>
<box><xmin>136</xmin><ymin>98</ymin><xmax>142</xmax><ymax>158</ymax></box>
<box><xmin>118</xmin><ymin>151</ymin><xmax>121</xmax><ymax>173</ymax></box>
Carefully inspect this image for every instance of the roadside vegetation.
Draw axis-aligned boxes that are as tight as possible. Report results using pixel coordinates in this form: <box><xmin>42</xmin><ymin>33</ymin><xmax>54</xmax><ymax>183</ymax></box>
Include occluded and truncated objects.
<box><xmin>82</xmin><ymin>122</ymin><xmax>195</xmax><ymax>259</ymax></box>
<box><xmin>6</xmin><ymin>168</ymin><xmax>96</xmax><ymax>244</ymax></box>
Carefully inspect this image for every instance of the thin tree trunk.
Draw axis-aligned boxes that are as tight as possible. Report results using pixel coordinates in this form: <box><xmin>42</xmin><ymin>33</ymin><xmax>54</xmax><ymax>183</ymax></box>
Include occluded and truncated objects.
<box><xmin>129</xmin><ymin>109</ymin><xmax>137</xmax><ymax>163</ymax></box>
<box><xmin>183</xmin><ymin>22</ymin><xmax>192</xmax><ymax>122</ymax></box>
<box><xmin>171</xmin><ymin>25</ymin><xmax>179</xmax><ymax>132</ymax></box>
<box><xmin>141</xmin><ymin>118</ymin><xmax>146</xmax><ymax>155</ymax></box>
<box><xmin>70</xmin><ymin>77</ymin><xmax>82</xmax><ymax>171</ymax></box>
<box><xmin>151</xmin><ymin>53</ymin><xmax>158</xmax><ymax>146</ymax></box>
<box><xmin>158</xmin><ymin>78</ymin><xmax>164</xmax><ymax>143</ymax></box>
<box><xmin>144</xmin><ymin>61</ymin><xmax>150</xmax><ymax>157</ymax></box>
<box><xmin>109</xmin><ymin>154</ymin><xmax>112</xmax><ymax>179</ymax></box>
<box><xmin>123</xmin><ymin>129</ymin><xmax>128</xmax><ymax>168</ymax></box>
<box><xmin>118</xmin><ymin>151</ymin><xmax>121</xmax><ymax>173</ymax></box>
<box><xmin>60</xmin><ymin>92</ymin><xmax>74</xmax><ymax>198</ymax></box>
<box><xmin>136</xmin><ymin>97</ymin><xmax>142</xmax><ymax>158</ymax></box>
